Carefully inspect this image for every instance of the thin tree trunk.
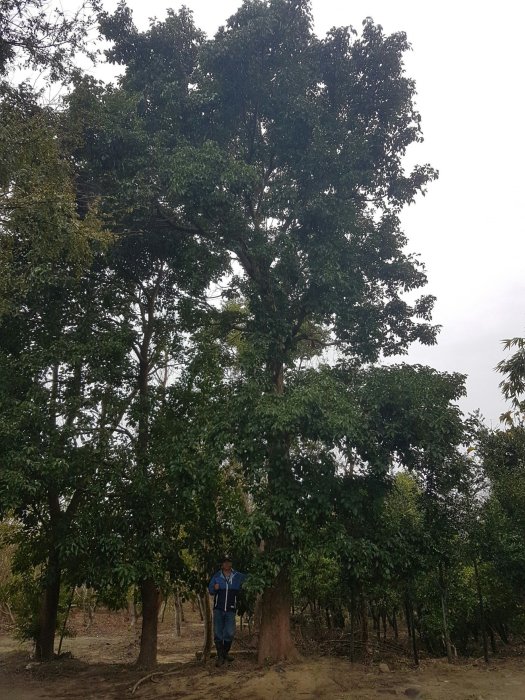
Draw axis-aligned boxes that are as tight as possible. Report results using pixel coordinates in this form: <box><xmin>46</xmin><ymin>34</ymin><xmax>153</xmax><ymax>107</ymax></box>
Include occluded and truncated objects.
<box><xmin>439</xmin><ymin>562</ymin><xmax>453</xmax><ymax>663</ymax></box>
<box><xmin>404</xmin><ymin>591</ymin><xmax>419</xmax><ymax>667</ymax></box>
<box><xmin>136</xmin><ymin>578</ymin><xmax>161</xmax><ymax>668</ymax></box>
<box><xmin>392</xmin><ymin>608</ymin><xmax>398</xmax><ymax>639</ymax></box>
<box><xmin>361</xmin><ymin>593</ymin><xmax>370</xmax><ymax>662</ymax></box>
<box><xmin>257</xmin><ymin>566</ymin><xmax>300</xmax><ymax>664</ymax></box>
<box><xmin>196</xmin><ymin>594</ymin><xmax>204</xmax><ymax>622</ymax></box>
<box><xmin>495</xmin><ymin>622</ymin><xmax>509</xmax><ymax>644</ymax></box>
<box><xmin>349</xmin><ymin>590</ymin><xmax>356</xmax><ymax>662</ymax></box>
<box><xmin>473</xmin><ymin>559</ymin><xmax>489</xmax><ymax>664</ymax></box>
<box><xmin>57</xmin><ymin>588</ymin><xmax>75</xmax><ymax>656</ymax></box>
<box><xmin>202</xmin><ymin>593</ymin><xmax>212</xmax><ymax>661</ymax></box>
<box><xmin>134</xmin><ymin>291</ymin><xmax>157</xmax><ymax>669</ymax></box>
<box><xmin>381</xmin><ymin>606</ymin><xmax>387</xmax><ymax>642</ymax></box>
<box><xmin>81</xmin><ymin>585</ymin><xmax>94</xmax><ymax>628</ymax></box>
<box><xmin>3</xmin><ymin>602</ymin><xmax>16</xmax><ymax>624</ymax></box>
<box><xmin>128</xmin><ymin>589</ymin><xmax>137</xmax><ymax>629</ymax></box>
<box><xmin>371</xmin><ymin>605</ymin><xmax>380</xmax><ymax>642</ymax></box>
<box><xmin>174</xmin><ymin>591</ymin><xmax>182</xmax><ymax>637</ymax></box>
<box><xmin>488</xmin><ymin>625</ymin><xmax>497</xmax><ymax>654</ymax></box>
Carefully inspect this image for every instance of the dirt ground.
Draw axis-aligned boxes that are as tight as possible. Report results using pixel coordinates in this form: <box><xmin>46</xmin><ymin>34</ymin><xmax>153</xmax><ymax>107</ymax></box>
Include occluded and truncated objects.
<box><xmin>1</xmin><ymin>606</ymin><xmax>524</xmax><ymax>700</ymax></box>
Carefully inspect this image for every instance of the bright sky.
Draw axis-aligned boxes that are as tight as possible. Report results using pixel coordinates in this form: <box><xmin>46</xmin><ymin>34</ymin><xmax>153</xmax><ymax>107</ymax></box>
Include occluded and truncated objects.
<box><xmin>95</xmin><ymin>0</ymin><xmax>524</xmax><ymax>424</ymax></box>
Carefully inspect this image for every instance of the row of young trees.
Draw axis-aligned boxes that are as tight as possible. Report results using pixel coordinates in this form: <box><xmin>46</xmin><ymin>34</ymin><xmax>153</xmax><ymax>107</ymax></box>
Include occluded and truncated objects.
<box><xmin>0</xmin><ymin>0</ymin><xmax>523</xmax><ymax>670</ymax></box>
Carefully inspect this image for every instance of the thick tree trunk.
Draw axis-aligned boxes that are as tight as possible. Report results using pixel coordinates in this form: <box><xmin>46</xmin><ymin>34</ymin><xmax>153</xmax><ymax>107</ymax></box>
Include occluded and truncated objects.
<box><xmin>257</xmin><ymin>567</ymin><xmax>300</xmax><ymax>664</ymax></box>
<box><xmin>256</xmin><ymin>357</ymin><xmax>300</xmax><ymax>665</ymax></box>
<box><xmin>136</xmin><ymin>578</ymin><xmax>161</xmax><ymax>668</ymax></box>
<box><xmin>35</xmin><ymin>549</ymin><xmax>61</xmax><ymax>661</ymax></box>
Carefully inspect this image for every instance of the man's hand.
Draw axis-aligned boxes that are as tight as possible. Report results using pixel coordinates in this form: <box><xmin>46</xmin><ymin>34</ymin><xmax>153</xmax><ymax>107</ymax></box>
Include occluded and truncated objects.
<box><xmin>214</xmin><ymin>583</ymin><xmax>219</xmax><ymax>590</ymax></box>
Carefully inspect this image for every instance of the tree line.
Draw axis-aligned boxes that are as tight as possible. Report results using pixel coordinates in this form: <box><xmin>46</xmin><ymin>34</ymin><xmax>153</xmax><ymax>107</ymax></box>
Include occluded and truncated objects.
<box><xmin>0</xmin><ymin>0</ymin><xmax>523</xmax><ymax>670</ymax></box>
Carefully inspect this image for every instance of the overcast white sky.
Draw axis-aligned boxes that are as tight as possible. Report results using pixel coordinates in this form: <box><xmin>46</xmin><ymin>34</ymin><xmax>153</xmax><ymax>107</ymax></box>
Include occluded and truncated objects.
<box><xmin>94</xmin><ymin>0</ymin><xmax>524</xmax><ymax>424</ymax></box>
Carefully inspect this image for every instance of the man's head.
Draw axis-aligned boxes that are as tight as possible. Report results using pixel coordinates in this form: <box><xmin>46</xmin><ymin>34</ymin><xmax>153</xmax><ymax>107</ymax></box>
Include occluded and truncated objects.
<box><xmin>221</xmin><ymin>556</ymin><xmax>232</xmax><ymax>574</ymax></box>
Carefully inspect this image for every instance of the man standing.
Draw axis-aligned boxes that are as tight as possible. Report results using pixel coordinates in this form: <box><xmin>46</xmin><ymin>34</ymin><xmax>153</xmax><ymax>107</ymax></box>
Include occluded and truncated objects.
<box><xmin>208</xmin><ymin>556</ymin><xmax>246</xmax><ymax>666</ymax></box>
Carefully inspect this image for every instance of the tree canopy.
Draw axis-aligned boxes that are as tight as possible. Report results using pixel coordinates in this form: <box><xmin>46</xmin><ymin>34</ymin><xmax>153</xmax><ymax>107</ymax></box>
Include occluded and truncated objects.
<box><xmin>1</xmin><ymin>0</ymin><xmax>523</xmax><ymax>673</ymax></box>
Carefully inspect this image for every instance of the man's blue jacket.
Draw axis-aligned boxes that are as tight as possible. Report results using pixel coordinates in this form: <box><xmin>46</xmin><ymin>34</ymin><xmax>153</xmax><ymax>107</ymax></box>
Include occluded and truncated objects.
<box><xmin>208</xmin><ymin>569</ymin><xmax>246</xmax><ymax>612</ymax></box>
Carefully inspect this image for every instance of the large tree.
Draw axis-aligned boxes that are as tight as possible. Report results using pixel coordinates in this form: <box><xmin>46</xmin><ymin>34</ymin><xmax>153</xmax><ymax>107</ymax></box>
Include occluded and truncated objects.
<box><xmin>96</xmin><ymin>0</ymin><xmax>439</xmax><ymax>662</ymax></box>
<box><xmin>62</xmin><ymin>53</ymin><xmax>230</xmax><ymax>664</ymax></box>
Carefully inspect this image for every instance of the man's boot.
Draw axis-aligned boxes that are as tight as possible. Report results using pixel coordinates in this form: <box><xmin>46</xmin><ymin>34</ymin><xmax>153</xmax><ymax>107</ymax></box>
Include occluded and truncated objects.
<box><xmin>215</xmin><ymin>641</ymin><xmax>224</xmax><ymax>667</ymax></box>
<box><xmin>223</xmin><ymin>641</ymin><xmax>234</xmax><ymax>663</ymax></box>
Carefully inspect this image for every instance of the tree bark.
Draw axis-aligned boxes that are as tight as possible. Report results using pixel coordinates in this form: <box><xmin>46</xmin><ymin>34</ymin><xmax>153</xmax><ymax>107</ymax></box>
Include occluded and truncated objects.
<box><xmin>136</xmin><ymin>578</ymin><xmax>161</xmax><ymax>668</ymax></box>
<box><xmin>35</xmin><ymin>548</ymin><xmax>61</xmax><ymax>661</ymax></box>
<box><xmin>257</xmin><ymin>567</ymin><xmax>300</xmax><ymax>664</ymax></box>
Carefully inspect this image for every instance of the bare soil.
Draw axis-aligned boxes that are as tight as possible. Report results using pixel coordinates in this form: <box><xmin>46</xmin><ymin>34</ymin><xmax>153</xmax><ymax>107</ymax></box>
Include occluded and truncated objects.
<box><xmin>1</xmin><ymin>606</ymin><xmax>524</xmax><ymax>699</ymax></box>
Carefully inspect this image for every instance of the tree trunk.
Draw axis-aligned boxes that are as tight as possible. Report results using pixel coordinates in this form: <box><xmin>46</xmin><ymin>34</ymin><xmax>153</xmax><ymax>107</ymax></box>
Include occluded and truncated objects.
<box><xmin>439</xmin><ymin>562</ymin><xmax>453</xmax><ymax>663</ymax></box>
<box><xmin>202</xmin><ymin>593</ymin><xmax>212</xmax><ymax>661</ymax></box>
<box><xmin>35</xmin><ymin>549</ymin><xmax>61</xmax><ymax>661</ymax></box>
<box><xmin>392</xmin><ymin>608</ymin><xmax>399</xmax><ymax>639</ymax></box>
<box><xmin>81</xmin><ymin>585</ymin><xmax>95</xmax><ymax>628</ymax></box>
<box><xmin>127</xmin><ymin>586</ymin><xmax>138</xmax><ymax>629</ymax></box>
<box><xmin>349</xmin><ymin>590</ymin><xmax>356</xmax><ymax>662</ymax></box>
<box><xmin>371</xmin><ymin>605</ymin><xmax>380</xmax><ymax>642</ymax></box>
<box><xmin>136</xmin><ymin>578</ymin><xmax>161</xmax><ymax>668</ymax></box>
<box><xmin>196</xmin><ymin>594</ymin><xmax>204</xmax><ymax>622</ymax></box>
<box><xmin>404</xmin><ymin>592</ymin><xmax>419</xmax><ymax>667</ymax></box>
<box><xmin>473</xmin><ymin>559</ymin><xmax>489</xmax><ymax>664</ymax></box>
<box><xmin>174</xmin><ymin>592</ymin><xmax>182</xmax><ymax>637</ymax></box>
<box><xmin>361</xmin><ymin>593</ymin><xmax>370</xmax><ymax>662</ymax></box>
<box><xmin>57</xmin><ymin>588</ymin><xmax>74</xmax><ymax>656</ymax></box>
<box><xmin>495</xmin><ymin>622</ymin><xmax>509</xmax><ymax>644</ymax></box>
<box><xmin>381</xmin><ymin>606</ymin><xmax>387</xmax><ymax>642</ymax></box>
<box><xmin>257</xmin><ymin>567</ymin><xmax>300</xmax><ymax>664</ymax></box>
<box><xmin>256</xmin><ymin>356</ymin><xmax>300</xmax><ymax>665</ymax></box>
<box><xmin>488</xmin><ymin>625</ymin><xmax>497</xmax><ymax>654</ymax></box>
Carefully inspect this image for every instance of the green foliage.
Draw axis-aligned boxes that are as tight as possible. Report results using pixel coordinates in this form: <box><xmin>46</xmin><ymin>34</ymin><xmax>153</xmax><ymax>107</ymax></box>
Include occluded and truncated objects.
<box><xmin>497</xmin><ymin>336</ymin><xmax>525</xmax><ymax>424</ymax></box>
<box><xmin>0</xmin><ymin>0</ymin><xmax>99</xmax><ymax>80</ymax></box>
<box><xmin>4</xmin><ymin>0</ymin><xmax>524</xmax><ymax>665</ymax></box>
